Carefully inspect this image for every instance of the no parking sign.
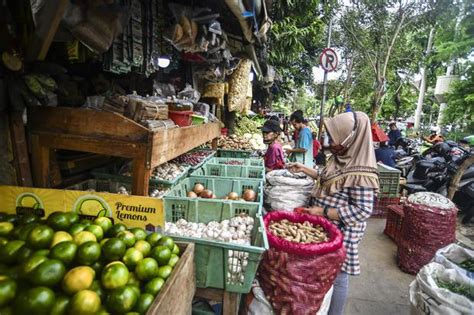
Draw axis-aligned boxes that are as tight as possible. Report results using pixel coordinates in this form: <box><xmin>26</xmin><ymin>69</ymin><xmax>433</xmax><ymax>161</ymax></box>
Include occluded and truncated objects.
<box><xmin>319</xmin><ymin>48</ymin><xmax>338</xmax><ymax>72</ymax></box>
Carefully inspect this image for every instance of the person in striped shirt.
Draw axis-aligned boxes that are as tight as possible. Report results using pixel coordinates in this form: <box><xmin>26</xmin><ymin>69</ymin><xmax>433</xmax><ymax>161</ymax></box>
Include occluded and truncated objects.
<box><xmin>288</xmin><ymin>111</ymin><xmax>379</xmax><ymax>315</ymax></box>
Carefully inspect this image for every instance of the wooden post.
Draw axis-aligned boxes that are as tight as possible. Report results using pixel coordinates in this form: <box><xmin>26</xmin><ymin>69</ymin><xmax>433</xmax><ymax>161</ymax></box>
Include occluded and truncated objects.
<box><xmin>26</xmin><ymin>0</ymin><xmax>70</xmax><ymax>61</ymax></box>
<box><xmin>222</xmin><ymin>291</ymin><xmax>240</xmax><ymax>315</ymax></box>
<box><xmin>30</xmin><ymin>134</ymin><xmax>51</xmax><ymax>187</ymax></box>
<box><xmin>9</xmin><ymin>112</ymin><xmax>32</xmax><ymax>186</ymax></box>
<box><xmin>447</xmin><ymin>155</ymin><xmax>474</xmax><ymax>200</ymax></box>
<box><xmin>132</xmin><ymin>156</ymin><xmax>150</xmax><ymax>196</ymax></box>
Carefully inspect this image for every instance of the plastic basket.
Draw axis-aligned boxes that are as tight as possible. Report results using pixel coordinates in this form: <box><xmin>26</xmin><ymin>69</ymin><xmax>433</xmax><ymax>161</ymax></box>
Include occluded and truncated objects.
<box><xmin>166</xmin><ymin>177</ymin><xmax>264</xmax><ymax>205</ymax></box>
<box><xmin>190</xmin><ymin>163</ymin><xmax>265</xmax><ymax>180</ymax></box>
<box><xmin>383</xmin><ymin>204</ymin><xmax>405</xmax><ymax>245</ymax></box>
<box><xmin>217</xmin><ymin>149</ymin><xmax>252</xmax><ymax>158</ymax></box>
<box><xmin>183</xmin><ymin>149</ymin><xmax>216</xmax><ymax>171</ymax></box>
<box><xmin>164</xmin><ymin>198</ymin><xmax>268</xmax><ymax>293</ymax></box>
<box><xmin>377</xmin><ymin>163</ymin><xmax>401</xmax><ymax>198</ymax></box>
<box><xmin>207</xmin><ymin>157</ymin><xmax>264</xmax><ymax>167</ymax></box>
<box><xmin>191</xmin><ymin>115</ymin><xmax>206</xmax><ymax>125</ymax></box>
<box><xmin>372</xmin><ymin>196</ymin><xmax>401</xmax><ymax>218</ymax></box>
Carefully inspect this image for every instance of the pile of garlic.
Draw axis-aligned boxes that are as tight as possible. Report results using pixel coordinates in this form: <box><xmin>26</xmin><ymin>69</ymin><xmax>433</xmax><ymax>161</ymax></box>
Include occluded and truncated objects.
<box><xmin>164</xmin><ymin>215</ymin><xmax>254</xmax><ymax>245</ymax></box>
<box><xmin>164</xmin><ymin>215</ymin><xmax>255</xmax><ymax>285</ymax></box>
<box><xmin>151</xmin><ymin>162</ymin><xmax>187</xmax><ymax>181</ymax></box>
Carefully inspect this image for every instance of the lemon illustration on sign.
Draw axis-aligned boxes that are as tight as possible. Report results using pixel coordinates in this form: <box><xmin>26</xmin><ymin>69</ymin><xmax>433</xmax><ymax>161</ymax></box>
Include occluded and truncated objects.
<box><xmin>16</xmin><ymin>193</ymin><xmax>43</xmax><ymax>210</ymax></box>
<box><xmin>73</xmin><ymin>195</ymin><xmax>111</xmax><ymax>217</ymax></box>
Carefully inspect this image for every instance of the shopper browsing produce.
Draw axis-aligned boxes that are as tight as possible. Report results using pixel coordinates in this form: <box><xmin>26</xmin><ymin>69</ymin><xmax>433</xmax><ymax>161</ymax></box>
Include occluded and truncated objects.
<box><xmin>285</xmin><ymin>111</ymin><xmax>313</xmax><ymax>168</ymax></box>
<box><xmin>287</xmin><ymin>111</ymin><xmax>378</xmax><ymax>315</ymax></box>
<box><xmin>261</xmin><ymin>119</ymin><xmax>285</xmax><ymax>172</ymax></box>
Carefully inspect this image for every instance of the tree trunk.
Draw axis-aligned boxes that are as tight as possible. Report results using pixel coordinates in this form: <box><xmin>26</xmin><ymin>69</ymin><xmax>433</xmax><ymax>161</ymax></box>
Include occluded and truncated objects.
<box><xmin>394</xmin><ymin>90</ymin><xmax>401</xmax><ymax>120</ymax></box>
<box><xmin>370</xmin><ymin>79</ymin><xmax>385</xmax><ymax>122</ymax></box>
<box><xmin>447</xmin><ymin>155</ymin><xmax>474</xmax><ymax>200</ymax></box>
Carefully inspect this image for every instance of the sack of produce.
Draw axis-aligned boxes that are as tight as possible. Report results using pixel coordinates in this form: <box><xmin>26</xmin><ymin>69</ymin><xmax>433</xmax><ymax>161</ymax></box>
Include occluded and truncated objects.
<box><xmin>409</xmin><ymin>262</ymin><xmax>474</xmax><ymax>315</ymax></box>
<box><xmin>398</xmin><ymin>192</ymin><xmax>458</xmax><ymax>274</ymax></box>
<box><xmin>264</xmin><ymin>170</ymin><xmax>314</xmax><ymax>211</ymax></box>
<box><xmin>259</xmin><ymin>211</ymin><xmax>346</xmax><ymax>315</ymax></box>
<box><xmin>432</xmin><ymin>243</ymin><xmax>474</xmax><ymax>279</ymax></box>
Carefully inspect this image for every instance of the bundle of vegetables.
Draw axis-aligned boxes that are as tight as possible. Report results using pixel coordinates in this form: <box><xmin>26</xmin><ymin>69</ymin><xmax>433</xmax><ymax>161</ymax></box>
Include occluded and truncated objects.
<box><xmin>259</xmin><ymin>211</ymin><xmax>346</xmax><ymax>315</ymax></box>
<box><xmin>398</xmin><ymin>192</ymin><xmax>458</xmax><ymax>274</ymax></box>
<box><xmin>0</xmin><ymin>212</ymin><xmax>181</xmax><ymax>314</ymax></box>
<box><xmin>234</xmin><ymin>116</ymin><xmax>264</xmax><ymax>137</ymax></box>
<box><xmin>165</xmin><ymin>215</ymin><xmax>254</xmax><ymax>285</ymax></box>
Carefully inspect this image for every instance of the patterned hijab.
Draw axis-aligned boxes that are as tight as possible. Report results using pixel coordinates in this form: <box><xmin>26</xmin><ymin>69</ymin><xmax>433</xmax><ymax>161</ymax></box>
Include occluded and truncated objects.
<box><xmin>315</xmin><ymin>111</ymin><xmax>379</xmax><ymax>197</ymax></box>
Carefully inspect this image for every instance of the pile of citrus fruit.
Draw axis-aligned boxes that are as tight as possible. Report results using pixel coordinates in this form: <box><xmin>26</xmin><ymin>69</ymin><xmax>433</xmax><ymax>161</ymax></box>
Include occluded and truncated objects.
<box><xmin>0</xmin><ymin>211</ymin><xmax>180</xmax><ymax>314</ymax></box>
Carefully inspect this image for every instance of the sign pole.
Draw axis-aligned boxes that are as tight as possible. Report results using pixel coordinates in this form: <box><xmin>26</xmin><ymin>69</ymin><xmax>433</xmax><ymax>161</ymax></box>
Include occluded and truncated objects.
<box><xmin>318</xmin><ymin>18</ymin><xmax>333</xmax><ymax>139</ymax></box>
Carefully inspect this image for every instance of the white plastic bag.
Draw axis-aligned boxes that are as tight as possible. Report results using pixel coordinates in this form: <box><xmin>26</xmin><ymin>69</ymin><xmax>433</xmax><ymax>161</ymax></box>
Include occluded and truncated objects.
<box><xmin>432</xmin><ymin>243</ymin><xmax>474</xmax><ymax>279</ymax></box>
<box><xmin>245</xmin><ymin>280</ymin><xmax>333</xmax><ymax>315</ymax></box>
<box><xmin>264</xmin><ymin>169</ymin><xmax>314</xmax><ymax>211</ymax></box>
<box><xmin>409</xmin><ymin>262</ymin><xmax>474</xmax><ymax>315</ymax></box>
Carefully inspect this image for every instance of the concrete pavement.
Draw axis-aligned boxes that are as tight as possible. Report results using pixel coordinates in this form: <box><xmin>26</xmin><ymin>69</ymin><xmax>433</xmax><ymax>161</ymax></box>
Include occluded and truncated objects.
<box><xmin>344</xmin><ymin>218</ymin><xmax>415</xmax><ymax>315</ymax></box>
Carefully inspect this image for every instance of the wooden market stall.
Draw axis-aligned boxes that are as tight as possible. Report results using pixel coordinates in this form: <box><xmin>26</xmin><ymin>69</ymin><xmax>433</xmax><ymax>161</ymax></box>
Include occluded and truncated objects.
<box><xmin>28</xmin><ymin>106</ymin><xmax>220</xmax><ymax>195</ymax></box>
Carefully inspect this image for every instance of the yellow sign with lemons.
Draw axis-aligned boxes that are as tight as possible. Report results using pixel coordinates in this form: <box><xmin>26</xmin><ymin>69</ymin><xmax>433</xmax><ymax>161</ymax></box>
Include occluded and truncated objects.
<box><xmin>0</xmin><ymin>185</ymin><xmax>164</xmax><ymax>231</ymax></box>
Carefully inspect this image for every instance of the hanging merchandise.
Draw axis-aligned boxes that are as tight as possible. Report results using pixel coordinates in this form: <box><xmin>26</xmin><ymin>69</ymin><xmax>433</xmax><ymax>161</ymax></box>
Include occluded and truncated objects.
<box><xmin>228</xmin><ymin>59</ymin><xmax>252</xmax><ymax>113</ymax></box>
<box><xmin>398</xmin><ymin>192</ymin><xmax>458</xmax><ymax>274</ymax></box>
<box><xmin>259</xmin><ymin>211</ymin><xmax>346</xmax><ymax>315</ymax></box>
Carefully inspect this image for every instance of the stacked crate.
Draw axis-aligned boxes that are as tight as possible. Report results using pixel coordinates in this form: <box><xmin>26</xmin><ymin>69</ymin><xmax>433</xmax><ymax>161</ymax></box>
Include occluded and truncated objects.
<box><xmin>372</xmin><ymin>164</ymin><xmax>401</xmax><ymax>217</ymax></box>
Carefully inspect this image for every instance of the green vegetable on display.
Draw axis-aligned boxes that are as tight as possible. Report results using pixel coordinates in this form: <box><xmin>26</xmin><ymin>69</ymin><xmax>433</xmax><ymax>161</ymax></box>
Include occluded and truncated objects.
<box><xmin>436</xmin><ymin>278</ymin><xmax>474</xmax><ymax>301</ymax></box>
<box><xmin>459</xmin><ymin>259</ymin><xmax>474</xmax><ymax>272</ymax></box>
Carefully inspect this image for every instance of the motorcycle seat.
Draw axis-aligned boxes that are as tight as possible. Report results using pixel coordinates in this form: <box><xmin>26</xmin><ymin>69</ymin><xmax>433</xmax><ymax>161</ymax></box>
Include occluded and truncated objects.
<box><xmin>400</xmin><ymin>183</ymin><xmax>427</xmax><ymax>193</ymax></box>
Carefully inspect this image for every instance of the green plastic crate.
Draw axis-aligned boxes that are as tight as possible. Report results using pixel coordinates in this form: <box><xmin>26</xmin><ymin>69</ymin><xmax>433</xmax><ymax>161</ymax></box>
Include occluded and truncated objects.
<box><xmin>207</xmin><ymin>157</ymin><xmax>264</xmax><ymax>167</ymax></box>
<box><xmin>190</xmin><ymin>163</ymin><xmax>265</xmax><ymax>180</ymax></box>
<box><xmin>163</xmin><ymin>198</ymin><xmax>268</xmax><ymax>293</ymax></box>
<box><xmin>166</xmin><ymin>177</ymin><xmax>264</xmax><ymax>205</ymax></box>
<box><xmin>377</xmin><ymin>164</ymin><xmax>401</xmax><ymax>198</ymax></box>
<box><xmin>217</xmin><ymin>149</ymin><xmax>252</xmax><ymax>158</ymax></box>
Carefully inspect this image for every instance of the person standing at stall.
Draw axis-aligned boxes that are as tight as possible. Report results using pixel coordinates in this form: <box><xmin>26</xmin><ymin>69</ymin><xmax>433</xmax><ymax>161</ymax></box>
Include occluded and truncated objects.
<box><xmin>285</xmin><ymin>111</ymin><xmax>313</xmax><ymax>168</ymax></box>
<box><xmin>261</xmin><ymin>119</ymin><xmax>285</xmax><ymax>172</ymax></box>
<box><xmin>288</xmin><ymin>111</ymin><xmax>378</xmax><ymax>315</ymax></box>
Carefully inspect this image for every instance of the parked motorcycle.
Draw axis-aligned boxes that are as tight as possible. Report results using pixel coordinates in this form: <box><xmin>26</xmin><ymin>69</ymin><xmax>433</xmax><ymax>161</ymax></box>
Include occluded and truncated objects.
<box><xmin>401</xmin><ymin>144</ymin><xmax>474</xmax><ymax>224</ymax></box>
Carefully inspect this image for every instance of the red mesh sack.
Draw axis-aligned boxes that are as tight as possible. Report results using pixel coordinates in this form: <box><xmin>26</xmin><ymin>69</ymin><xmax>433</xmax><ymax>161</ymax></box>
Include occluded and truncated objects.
<box><xmin>397</xmin><ymin>192</ymin><xmax>457</xmax><ymax>274</ymax></box>
<box><xmin>259</xmin><ymin>211</ymin><xmax>346</xmax><ymax>315</ymax></box>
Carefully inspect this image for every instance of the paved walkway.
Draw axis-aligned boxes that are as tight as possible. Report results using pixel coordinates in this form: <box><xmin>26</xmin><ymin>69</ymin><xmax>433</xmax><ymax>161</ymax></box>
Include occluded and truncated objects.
<box><xmin>344</xmin><ymin>218</ymin><xmax>414</xmax><ymax>315</ymax></box>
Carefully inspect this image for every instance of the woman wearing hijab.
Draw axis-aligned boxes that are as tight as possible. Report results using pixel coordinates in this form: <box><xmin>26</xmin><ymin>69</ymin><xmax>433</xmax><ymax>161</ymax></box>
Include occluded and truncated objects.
<box><xmin>288</xmin><ymin>111</ymin><xmax>378</xmax><ymax>315</ymax></box>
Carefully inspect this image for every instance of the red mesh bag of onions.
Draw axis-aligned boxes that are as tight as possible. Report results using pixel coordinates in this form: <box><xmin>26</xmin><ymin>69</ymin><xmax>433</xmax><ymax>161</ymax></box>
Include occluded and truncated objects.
<box><xmin>259</xmin><ymin>211</ymin><xmax>346</xmax><ymax>315</ymax></box>
<box><xmin>397</xmin><ymin>192</ymin><xmax>457</xmax><ymax>274</ymax></box>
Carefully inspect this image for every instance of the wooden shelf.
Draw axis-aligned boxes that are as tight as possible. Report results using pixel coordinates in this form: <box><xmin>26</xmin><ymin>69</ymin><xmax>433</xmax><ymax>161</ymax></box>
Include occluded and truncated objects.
<box><xmin>28</xmin><ymin>107</ymin><xmax>220</xmax><ymax>195</ymax></box>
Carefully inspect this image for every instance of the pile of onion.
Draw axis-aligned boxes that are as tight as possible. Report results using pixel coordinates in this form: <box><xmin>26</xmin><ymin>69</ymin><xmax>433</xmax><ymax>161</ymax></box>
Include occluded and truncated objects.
<box><xmin>242</xmin><ymin>189</ymin><xmax>256</xmax><ymax>202</ymax></box>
